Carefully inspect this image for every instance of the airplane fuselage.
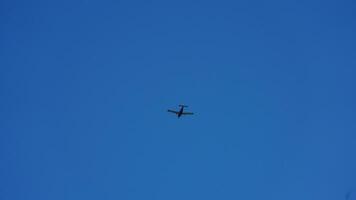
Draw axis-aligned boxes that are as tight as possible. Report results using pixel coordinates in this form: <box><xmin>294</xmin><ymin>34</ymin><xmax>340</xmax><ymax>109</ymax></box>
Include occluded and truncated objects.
<box><xmin>177</xmin><ymin>107</ymin><xmax>184</xmax><ymax>117</ymax></box>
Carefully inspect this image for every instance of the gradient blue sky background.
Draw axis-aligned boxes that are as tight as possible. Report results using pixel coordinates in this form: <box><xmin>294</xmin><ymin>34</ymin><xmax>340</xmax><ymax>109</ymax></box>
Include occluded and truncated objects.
<box><xmin>1</xmin><ymin>0</ymin><xmax>356</xmax><ymax>199</ymax></box>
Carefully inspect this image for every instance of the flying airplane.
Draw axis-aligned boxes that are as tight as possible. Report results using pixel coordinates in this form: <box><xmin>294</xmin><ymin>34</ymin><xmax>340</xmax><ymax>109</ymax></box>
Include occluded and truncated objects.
<box><xmin>167</xmin><ymin>105</ymin><xmax>194</xmax><ymax>118</ymax></box>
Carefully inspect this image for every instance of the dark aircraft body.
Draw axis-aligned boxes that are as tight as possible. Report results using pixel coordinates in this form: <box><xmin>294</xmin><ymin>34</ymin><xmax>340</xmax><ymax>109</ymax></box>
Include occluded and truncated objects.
<box><xmin>167</xmin><ymin>105</ymin><xmax>194</xmax><ymax>118</ymax></box>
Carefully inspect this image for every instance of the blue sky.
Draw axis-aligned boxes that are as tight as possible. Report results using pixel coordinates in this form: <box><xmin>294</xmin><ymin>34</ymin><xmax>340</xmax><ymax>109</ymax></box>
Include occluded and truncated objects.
<box><xmin>1</xmin><ymin>0</ymin><xmax>356</xmax><ymax>199</ymax></box>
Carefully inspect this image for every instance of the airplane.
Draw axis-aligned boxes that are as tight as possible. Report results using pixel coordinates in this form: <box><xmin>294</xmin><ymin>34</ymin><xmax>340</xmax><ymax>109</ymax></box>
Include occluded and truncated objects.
<box><xmin>167</xmin><ymin>105</ymin><xmax>194</xmax><ymax>118</ymax></box>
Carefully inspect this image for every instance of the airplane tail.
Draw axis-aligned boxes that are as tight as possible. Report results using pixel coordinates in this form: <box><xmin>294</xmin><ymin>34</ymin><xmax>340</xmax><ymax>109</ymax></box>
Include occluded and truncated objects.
<box><xmin>179</xmin><ymin>105</ymin><xmax>188</xmax><ymax>107</ymax></box>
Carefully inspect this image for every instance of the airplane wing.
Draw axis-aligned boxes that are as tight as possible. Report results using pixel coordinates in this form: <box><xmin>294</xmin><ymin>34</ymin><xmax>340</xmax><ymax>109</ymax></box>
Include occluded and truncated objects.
<box><xmin>167</xmin><ymin>109</ymin><xmax>179</xmax><ymax>114</ymax></box>
<box><xmin>182</xmin><ymin>112</ymin><xmax>194</xmax><ymax>115</ymax></box>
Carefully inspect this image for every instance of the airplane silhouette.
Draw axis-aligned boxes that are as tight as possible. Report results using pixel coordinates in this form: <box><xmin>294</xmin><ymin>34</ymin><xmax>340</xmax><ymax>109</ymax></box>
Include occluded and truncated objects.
<box><xmin>167</xmin><ymin>105</ymin><xmax>194</xmax><ymax>118</ymax></box>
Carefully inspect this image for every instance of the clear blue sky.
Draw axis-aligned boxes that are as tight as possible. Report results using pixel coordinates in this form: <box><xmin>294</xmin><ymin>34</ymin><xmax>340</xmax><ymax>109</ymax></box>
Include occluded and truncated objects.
<box><xmin>1</xmin><ymin>0</ymin><xmax>356</xmax><ymax>199</ymax></box>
